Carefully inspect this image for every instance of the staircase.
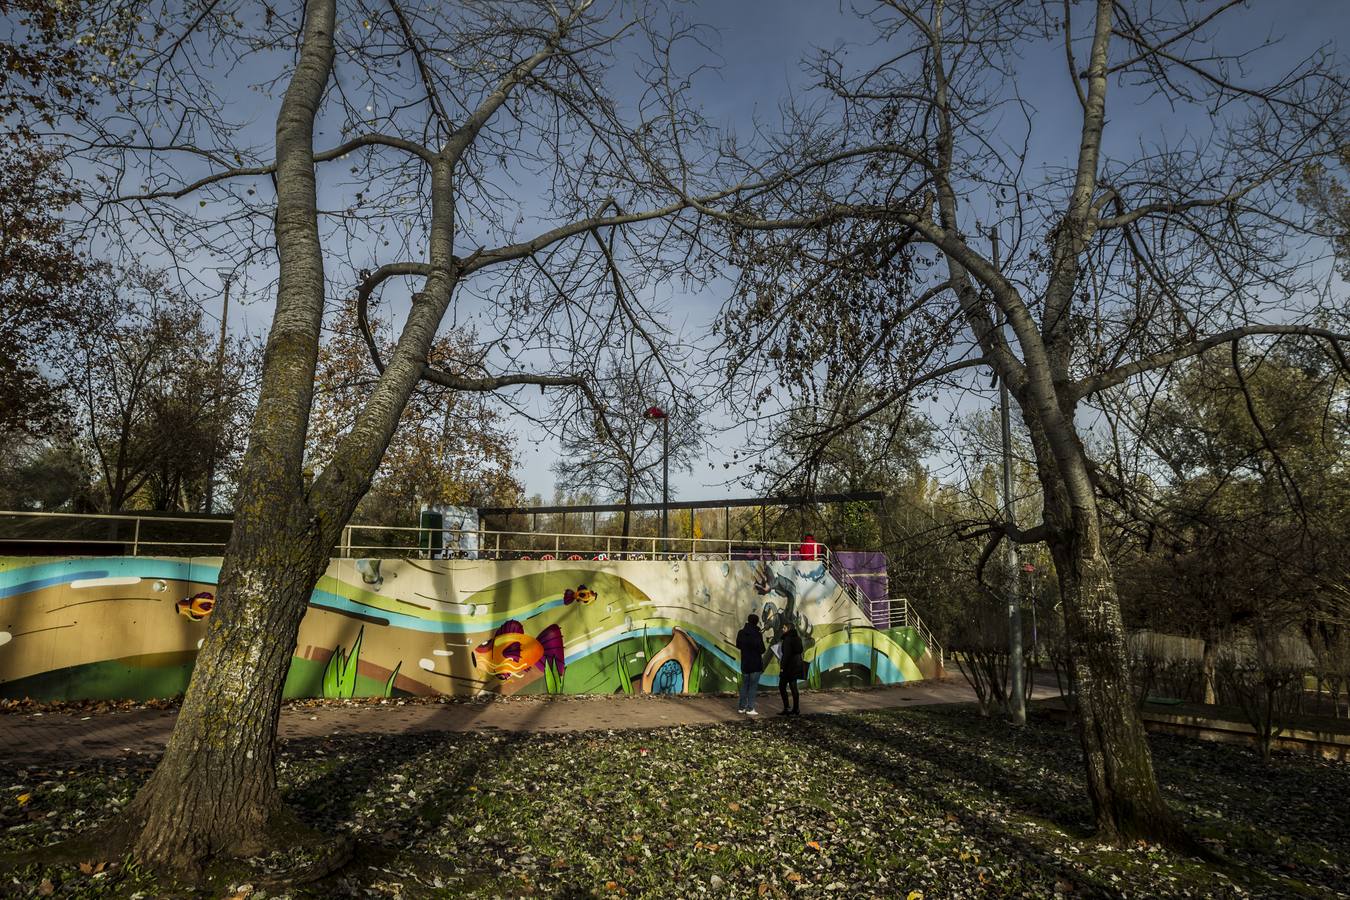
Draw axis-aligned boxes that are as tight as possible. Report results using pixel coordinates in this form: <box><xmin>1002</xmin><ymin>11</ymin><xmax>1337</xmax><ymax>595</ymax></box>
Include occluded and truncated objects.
<box><xmin>824</xmin><ymin>550</ymin><xmax>944</xmax><ymax>667</ymax></box>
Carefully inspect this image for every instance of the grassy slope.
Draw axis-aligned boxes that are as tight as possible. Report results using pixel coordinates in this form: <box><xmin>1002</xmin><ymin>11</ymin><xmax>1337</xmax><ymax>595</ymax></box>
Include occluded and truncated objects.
<box><xmin>3</xmin><ymin>705</ymin><xmax>1346</xmax><ymax>898</ymax></box>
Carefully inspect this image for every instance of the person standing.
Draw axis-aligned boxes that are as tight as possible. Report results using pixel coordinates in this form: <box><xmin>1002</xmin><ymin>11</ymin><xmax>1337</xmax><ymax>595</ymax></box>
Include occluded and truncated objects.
<box><xmin>777</xmin><ymin>622</ymin><xmax>805</xmax><ymax>716</ymax></box>
<box><xmin>736</xmin><ymin>614</ymin><xmax>766</xmax><ymax>715</ymax></box>
<box><xmin>798</xmin><ymin>534</ymin><xmax>822</xmax><ymax>561</ymax></box>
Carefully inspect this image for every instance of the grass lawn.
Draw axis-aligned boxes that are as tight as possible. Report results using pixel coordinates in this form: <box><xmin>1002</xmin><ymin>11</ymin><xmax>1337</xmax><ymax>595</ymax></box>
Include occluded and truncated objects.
<box><xmin>2</xmin><ymin>704</ymin><xmax>1347</xmax><ymax>898</ymax></box>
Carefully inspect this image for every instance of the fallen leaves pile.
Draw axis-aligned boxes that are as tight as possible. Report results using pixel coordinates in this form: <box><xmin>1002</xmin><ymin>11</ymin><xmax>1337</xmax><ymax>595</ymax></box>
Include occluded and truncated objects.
<box><xmin>0</xmin><ymin>697</ymin><xmax>180</xmax><ymax>716</ymax></box>
<box><xmin>3</xmin><ymin>705</ymin><xmax>1347</xmax><ymax>897</ymax></box>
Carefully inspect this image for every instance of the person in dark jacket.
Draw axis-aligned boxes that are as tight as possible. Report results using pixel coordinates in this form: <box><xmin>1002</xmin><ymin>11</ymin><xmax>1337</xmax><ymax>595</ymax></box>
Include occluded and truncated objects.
<box><xmin>777</xmin><ymin>622</ymin><xmax>805</xmax><ymax>715</ymax></box>
<box><xmin>736</xmin><ymin>614</ymin><xmax>766</xmax><ymax>715</ymax></box>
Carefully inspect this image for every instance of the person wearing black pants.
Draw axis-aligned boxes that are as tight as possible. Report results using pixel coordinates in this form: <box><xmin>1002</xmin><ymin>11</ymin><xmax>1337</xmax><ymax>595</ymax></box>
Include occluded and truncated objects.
<box><xmin>777</xmin><ymin>622</ymin><xmax>804</xmax><ymax>715</ymax></box>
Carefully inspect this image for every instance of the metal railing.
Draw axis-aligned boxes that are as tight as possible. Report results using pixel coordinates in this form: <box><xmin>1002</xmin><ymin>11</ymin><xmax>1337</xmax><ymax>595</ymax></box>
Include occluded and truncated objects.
<box><xmin>0</xmin><ymin>509</ymin><xmax>807</xmax><ymax>561</ymax></box>
<box><xmin>0</xmin><ymin>509</ymin><xmax>233</xmax><ymax>556</ymax></box>
<box><xmin>867</xmin><ymin>596</ymin><xmax>944</xmax><ymax>666</ymax></box>
<box><xmin>339</xmin><ymin>521</ymin><xmax>807</xmax><ymax>562</ymax></box>
<box><xmin>0</xmin><ymin>509</ymin><xmax>945</xmax><ymax>660</ymax></box>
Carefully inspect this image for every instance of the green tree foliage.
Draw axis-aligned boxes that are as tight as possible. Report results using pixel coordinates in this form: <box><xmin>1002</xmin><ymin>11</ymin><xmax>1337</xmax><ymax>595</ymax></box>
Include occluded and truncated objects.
<box><xmin>1298</xmin><ymin>144</ymin><xmax>1350</xmax><ymax>279</ymax></box>
<box><xmin>59</xmin><ymin>265</ymin><xmax>256</xmax><ymax>512</ymax></box>
<box><xmin>0</xmin><ymin>146</ymin><xmax>82</xmax><ymax>438</ymax></box>
<box><xmin>0</xmin><ymin>438</ymin><xmax>96</xmax><ymax>511</ymax></box>
<box><xmin>0</xmin><ymin>1</ymin><xmax>134</xmax><ymax>438</ymax></box>
<box><xmin>308</xmin><ymin>304</ymin><xmax>523</xmax><ymax>525</ymax></box>
<box><xmin>1113</xmin><ymin>346</ymin><xmax>1349</xmax><ymax>644</ymax></box>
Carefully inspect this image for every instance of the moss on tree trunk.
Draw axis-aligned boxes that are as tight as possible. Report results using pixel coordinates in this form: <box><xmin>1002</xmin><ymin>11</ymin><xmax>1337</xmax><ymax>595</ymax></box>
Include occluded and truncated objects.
<box><xmin>120</xmin><ymin>520</ymin><xmax>333</xmax><ymax>872</ymax></box>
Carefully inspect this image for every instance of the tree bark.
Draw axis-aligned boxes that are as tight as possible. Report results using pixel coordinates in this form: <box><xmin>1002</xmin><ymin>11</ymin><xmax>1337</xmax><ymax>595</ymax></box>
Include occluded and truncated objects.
<box><xmin>1023</xmin><ymin>395</ymin><xmax>1196</xmax><ymax>848</ymax></box>
<box><xmin>1201</xmin><ymin>635</ymin><xmax>1218</xmax><ymax>705</ymax></box>
<box><xmin>121</xmin><ymin>515</ymin><xmax>332</xmax><ymax>871</ymax></box>
<box><xmin>112</xmin><ymin>0</ymin><xmax>350</xmax><ymax>876</ymax></box>
<box><xmin>105</xmin><ymin>0</ymin><xmax>571</xmax><ymax>874</ymax></box>
<box><xmin>620</xmin><ymin>483</ymin><xmax>632</xmax><ymax>552</ymax></box>
<box><xmin>1048</xmin><ymin>537</ymin><xmax>1189</xmax><ymax>843</ymax></box>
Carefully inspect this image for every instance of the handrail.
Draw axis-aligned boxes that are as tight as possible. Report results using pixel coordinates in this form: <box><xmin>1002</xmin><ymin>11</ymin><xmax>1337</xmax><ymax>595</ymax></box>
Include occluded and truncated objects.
<box><xmin>0</xmin><ymin>509</ymin><xmax>804</xmax><ymax>561</ymax></box>
<box><xmin>0</xmin><ymin>509</ymin><xmax>230</xmax><ymax>524</ymax></box>
<box><xmin>865</xmin><ymin>596</ymin><xmax>944</xmax><ymax>667</ymax></box>
<box><xmin>0</xmin><ymin>506</ymin><xmax>944</xmax><ymax>661</ymax></box>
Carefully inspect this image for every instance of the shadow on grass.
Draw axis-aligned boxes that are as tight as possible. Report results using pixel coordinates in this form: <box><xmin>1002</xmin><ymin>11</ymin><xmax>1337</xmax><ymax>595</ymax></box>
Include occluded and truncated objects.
<box><xmin>788</xmin><ymin>704</ymin><xmax>1347</xmax><ymax>897</ymax></box>
<box><xmin>279</xmin><ymin>696</ymin><xmax>596</xmax><ymax>896</ymax></box>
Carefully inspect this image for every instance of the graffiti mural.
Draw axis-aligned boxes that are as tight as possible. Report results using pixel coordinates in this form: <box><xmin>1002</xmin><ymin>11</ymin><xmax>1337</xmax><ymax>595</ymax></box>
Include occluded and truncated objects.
<box><xmin>0</xmin><ymin>555</ymin><xmax>942</xmax><ymax>702</ymax></box>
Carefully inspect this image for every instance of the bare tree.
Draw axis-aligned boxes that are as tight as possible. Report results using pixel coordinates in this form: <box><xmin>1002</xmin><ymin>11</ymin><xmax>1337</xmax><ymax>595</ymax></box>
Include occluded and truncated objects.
<box><xmin>707</xmin><ymin>0</ymin><xmax>1348</xmax><ymax>847</ymax></box>
<box><xmin>60</xmin><ymin>265</ymin><xmax>255</xmax><ymax>512</ymax></box>
<box><xmin>41</xmin><ymin>0</ymin><xmax>853</xmax><ymax>875</ymax></box>
<box><xmin>551</xmin><ymin>357</ymin><xmax>700</xmax><ymax>544</ymax></box>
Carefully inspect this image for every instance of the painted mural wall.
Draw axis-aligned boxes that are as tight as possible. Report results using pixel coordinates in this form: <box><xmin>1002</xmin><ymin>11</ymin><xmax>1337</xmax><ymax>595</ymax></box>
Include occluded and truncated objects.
<box><xmin>0</xmin><ymin>555</ymin><xmax>941</xmax><ymax>702</ymax></box>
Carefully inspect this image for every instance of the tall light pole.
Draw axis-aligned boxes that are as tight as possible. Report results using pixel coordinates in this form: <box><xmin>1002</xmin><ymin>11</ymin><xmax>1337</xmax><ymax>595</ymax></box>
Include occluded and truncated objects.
<box><xmin>205</xmin><ymin>276</ymin><xmax>230</xmax><ymax>515</ymax></box>
<box><xmin>643</xmin><ymin>405</ymin><xmax>669</xmax><ymax>542</ymax></box>
<box><xmin>991</xmin><ymin>226</ymin><xmax>1026</xmax><ymax>726</ymax></box>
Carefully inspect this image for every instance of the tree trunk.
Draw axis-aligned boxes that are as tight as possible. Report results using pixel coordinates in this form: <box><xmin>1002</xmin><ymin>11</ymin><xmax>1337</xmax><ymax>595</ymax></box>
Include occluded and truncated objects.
<box><xmin>620</xmin><ymin>482</ymin><xmax>632</xmax><ymax>552</ymax></box>
<box><xmin>1049</xmin><ymin>539</ymin><xmax>1191</xmax><ymax>845</ymax></box>
<box><xmin>1018</xmin><ymin>391</ymin><xmax>1196</xmax><ymax>850</ymax></box>
<box><xmin>107</xmin><ymin>0</ymin><xmax>352</xmax><ymax>876</ymax></box>
<box><xmin>1201</xmin><ymin>635</ymin><xmax>1218</xmax><ymax>705</ymax></box>
<box><xmin>119</xmin><ymin>510</ymin><xmax>334</xmax><ymax>873</ymax></box>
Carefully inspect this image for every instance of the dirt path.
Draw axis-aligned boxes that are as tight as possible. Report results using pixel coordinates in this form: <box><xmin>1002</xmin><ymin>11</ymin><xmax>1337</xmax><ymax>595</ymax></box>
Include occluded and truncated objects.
<box><xmin>0</xmin><ymin>676</ymin><xmax>1061</xmax><ymax>765</ymax></box>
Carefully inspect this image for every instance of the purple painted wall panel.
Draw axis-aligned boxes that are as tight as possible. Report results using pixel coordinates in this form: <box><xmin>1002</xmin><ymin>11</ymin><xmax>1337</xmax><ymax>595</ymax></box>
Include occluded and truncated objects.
<box><xmin>835</xmin><ymin>551</ymin><xmax>889</xmax><ymax>627</ymax></box>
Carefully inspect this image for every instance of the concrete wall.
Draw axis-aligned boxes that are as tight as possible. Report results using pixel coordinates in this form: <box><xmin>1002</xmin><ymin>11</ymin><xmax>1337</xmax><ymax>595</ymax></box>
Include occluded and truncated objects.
<box><xmin>0</xmin><ymin>555</ymin><xmax>941</xmax><ymax>701</ymax></box>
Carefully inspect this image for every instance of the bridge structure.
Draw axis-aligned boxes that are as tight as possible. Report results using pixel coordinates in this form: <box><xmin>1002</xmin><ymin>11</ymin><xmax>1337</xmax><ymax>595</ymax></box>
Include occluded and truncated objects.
<box><xmin>0</xmin><ymin>509</ymin><xmax>943</xmax><ymax>704</ymax></box>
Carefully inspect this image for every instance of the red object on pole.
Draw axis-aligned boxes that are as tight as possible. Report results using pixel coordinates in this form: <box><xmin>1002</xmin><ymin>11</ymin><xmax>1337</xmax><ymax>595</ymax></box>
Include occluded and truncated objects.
<box><xmin>643</xmin><ymin>405</ymin><xmax>670</xmax><ymax>539</ymax></box>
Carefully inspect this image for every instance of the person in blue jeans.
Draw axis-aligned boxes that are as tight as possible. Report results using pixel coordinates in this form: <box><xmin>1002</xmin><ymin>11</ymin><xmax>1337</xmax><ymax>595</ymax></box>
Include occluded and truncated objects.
<box><xmin>736</xmin><ymin>614</ymin><xmax>766</xmax><ymax>715</ymax></box>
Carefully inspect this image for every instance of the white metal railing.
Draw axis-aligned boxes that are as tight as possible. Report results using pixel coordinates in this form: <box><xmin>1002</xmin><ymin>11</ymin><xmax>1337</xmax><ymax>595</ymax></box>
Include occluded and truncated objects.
<box><xmin>0</xmin><ymin>509</ymin><xmax>808</xmax><ymax>561</ymax></box>
<box><xmin>0</xmin><ymin>509</ymin><xmax>232</xmax><ymax>556</ymax></box>
<box><xmin>339</xmin><ymin>521</ymin><xmax>807</xmax><ymax>562</ymax></box>
<box><xmin>1</xmin><ymin>509</ymin><xmax>944</xmax><ymax>658</ymax></box>
<box><xmin>867</xmin><ymin>596</ymin><xmax>944</xmax><ymax>666</ymax></box>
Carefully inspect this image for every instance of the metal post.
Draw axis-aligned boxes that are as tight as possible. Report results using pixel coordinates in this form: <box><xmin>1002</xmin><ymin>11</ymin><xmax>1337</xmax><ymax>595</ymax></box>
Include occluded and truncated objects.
<box><xmin>205</xmin><ymin>277</ymin><xmax>230</xmax><ymax>514</ymax></box>
<box><xmin>993</xmin><ymin>225</ymin><xmax>1026</xmax><ymax>726</ymax></box>
<box><xmin>1030</xmin><ymin>573</ymin><xmax>1039</xmax><ymax>666</ymax></box>
<box><xmin>132</xmin><ymin>517</ymin><xmax>141</xmax><ymax>556</ymax></box>
<box><xmin>661</xmin><ymin>415</ymin><xmax>670</xmax><ymax>541</ymax></box>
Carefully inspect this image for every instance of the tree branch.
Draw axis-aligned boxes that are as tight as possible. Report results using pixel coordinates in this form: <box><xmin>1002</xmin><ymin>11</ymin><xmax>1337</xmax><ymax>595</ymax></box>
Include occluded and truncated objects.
<box><xmin>1071</xmin><ymin>325</ymin><xmax>1350</xmax><ymax>400</ymax></box>
<box><xmin>1095</xmin><ymin>177</ymin><xmax>1272</xmax><ymax>230</ymax></box>
<box><xmin>111</xmin><ymin>133</ymin><xmax>435</xmax><ymax>202</ymax></box>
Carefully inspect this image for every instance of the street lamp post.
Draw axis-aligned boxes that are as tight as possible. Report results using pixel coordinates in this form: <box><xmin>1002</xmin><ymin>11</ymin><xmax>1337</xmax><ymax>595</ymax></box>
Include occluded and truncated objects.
<box><xmin>643</xmin><ymin>405</ymin><xmax>669</xmax><ymax>544</ymax></box>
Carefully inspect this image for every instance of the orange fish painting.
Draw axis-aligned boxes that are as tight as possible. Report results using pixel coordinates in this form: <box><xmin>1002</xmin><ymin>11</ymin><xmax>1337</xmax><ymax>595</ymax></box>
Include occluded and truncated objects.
<box><xmin>176</xmin><ymin>591</ymin><xmax>215</xmax><ymax>621</ymax></box>
<box><xmin>563</xmin><ymin>584</ymin><xmax>598</xmax><ymax>605</ymax></box>
<box><xmin>472</xmin><ymin>620</ymin><xmax>565</xmax><ymax>680</ymax></box>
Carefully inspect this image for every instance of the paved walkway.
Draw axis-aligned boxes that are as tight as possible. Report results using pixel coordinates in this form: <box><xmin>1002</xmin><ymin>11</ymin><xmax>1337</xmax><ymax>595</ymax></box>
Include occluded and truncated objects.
<box><xmin>0</xmin><ymin>677</ymin><xmax>1060</xmax><ymax>765</ymax></box>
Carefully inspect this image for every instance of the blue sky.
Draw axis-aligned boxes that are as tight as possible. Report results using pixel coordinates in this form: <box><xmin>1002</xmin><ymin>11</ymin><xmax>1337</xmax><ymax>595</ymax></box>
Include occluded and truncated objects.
<box><xmin>181</xmin><ymin>0</ymin><xmax>1348</xmax><ymax>503</ymax></box>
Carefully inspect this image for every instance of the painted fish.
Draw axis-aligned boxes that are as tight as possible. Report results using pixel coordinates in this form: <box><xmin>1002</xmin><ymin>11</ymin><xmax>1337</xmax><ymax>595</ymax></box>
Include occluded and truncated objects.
<box><xmin>176</xmin><ymin>591</ymin><xmax>215</xmax><ymax>621</ymax></box>
<box><xmin>472</xmin><ymin>620</ymin><xmax>565</xmax><ymax>680</ymax></box>
<box><xmin>564</xmin><ymin>584</ymin><xmax>598</xmax><ymax>605</ymax></box>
